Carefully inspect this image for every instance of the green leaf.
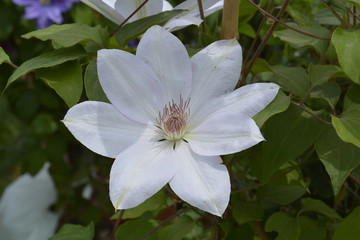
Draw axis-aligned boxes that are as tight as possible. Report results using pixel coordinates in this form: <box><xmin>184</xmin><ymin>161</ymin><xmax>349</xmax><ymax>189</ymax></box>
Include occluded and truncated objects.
<box><xmin>271</xmin><ymin>65</ymin><xmax>310</xmax><ymax>98</ymax></box>
<box><xmin>5</xmin><ymin>46</ymin><xmax>86</xmax><ymax>91</ymax></box>
<box><xmin>111</xmin><ymin>191</ymin><xmax>167</xmax><ymax>220</ymax></box>
<box><xmin>308</xmin><ymin>64</ymin><xmax>342</xmax><ymax>86</ymax></box>
<box><xmin>250</xmin><ymin>105</ymin><xmax>323</xmax><ymax>182</ymax></box>
<box><xmin>273</xmin><ymin>25</ymin><xmax>330</xmax><ymax>54</ymax></box>
<box><xmin>315</xmin><ymin>126</ymin><xmax>360</xmax><ymax>194</ymax></box>
<box><xmin>258</xmin><ymin>162</ymin><xmax>307</xmax><ymax>205</ymax></box>
<box><xmin>84</xmin><ymin>60</ymin><xmax>109</xmax><ymax>102</ymax></box>
<box><xmin>298</xmin><ymin>216</ymin><xmax>326</xmax><ymax>240</ymax></box>
<box><xmin>333</xmin><ymin>109</ymin><xmax>360</xmax><ymax>147</ymax></box>
<box><xmin>22</xmin><ymin>23</ymin><xmax>108</xmax><ymax>48</ymax></box>
<box><xmin>333</xmin><ymin>207</ymin><xmax>360</xmax><ymax>240</ymax></box>
<box><xmin>158</xmin><ymin>215</ymin><xmax>194</xmax><ymax>240</ymax></box>
<box><xmin>300</xmin><ymin>198</ymin><xmax>341</xmax><ymax>219</ymax></box>
<box><xmin>332</xmin><ymin>27</ymin><xmax>360</xmax><ymax>84</ymax></box>
<box><xmin>0</xmin><ymin>47</ymin><xmax>10</xmax><ymax>65</ymax></box>
<box><xmin>115</xmin><ymin>219</ymin><xmax>158</xmax><ymax>240</ymax></box>
<box><xmin>310</xmin><ymin>82</ymin><xmax>341</xmax><ymax>109</ymax></box>
<box><xmin>349</xmin><ymin>0</ymin><xmax>360</xmax><ymax>9</ymax></box>
<box><xmin>232</xmin><ymin>200</ymin><xmax>264</xmax><ymax>225</ymax></box>
<box><xmin>250</xmin><ymin>58</ymin><xmax>272</xmax><ymax>75</ymax></box>
<box><xmin>238</xmin><ymin>22</ymin><xmax>255</xmax><ymax>38</ymax></box>
<box><xmin>254</xmin><ymin>90</ymin><xmax>290</xmax><ymax>128</ymax></box>
<box><xmin>49</xmin><ymin>222</ymin><xmax>94</xmax><ymax>240</ymax></box>
<box><xmin>30</xmin><ymin>113</ymin><xmax>58</xmax><ymax>135</ymax></box>
<box><xmin>332</xmin><ymin>86</ymin><xmax>360</xmax><ymax>148</ymax></box>
<box><xmin>115</xmin><ymin>10</ymin><xmax>184</xmax><ymax>47</ymax></box>
<box><xmin>265</xmin><ymin>212</ymin><xmax>300</xmax><ymax>240</ymax></box>
<box><xmin>36</xmin><ymin>61</ymin><xmax>83</xmax><ymax>107</ymax></box>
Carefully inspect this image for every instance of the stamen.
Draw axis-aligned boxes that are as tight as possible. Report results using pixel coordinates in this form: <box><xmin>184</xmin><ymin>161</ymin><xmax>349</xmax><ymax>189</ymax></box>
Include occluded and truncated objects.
<box><xmin>156</xmin><ymin>96</ymin><xmax>190</xmax><ymax>141</ymax></box>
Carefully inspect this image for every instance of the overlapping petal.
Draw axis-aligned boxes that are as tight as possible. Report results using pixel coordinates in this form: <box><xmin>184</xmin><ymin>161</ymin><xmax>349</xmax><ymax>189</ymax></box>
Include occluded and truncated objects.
<box><xmin>190</xmin><ymin>39</ymin><xmax>242</xmax><ymax>112</ymax></box>
<box><xmin>110</xmin><ymin>140</ymin><xmax>178</xmax><ymax>209</ymax></box>
<box><xmin>137</xmin><ymin>25</ymin><xmax>192</xmax><ymax>101</ymax></box>
<box><xmin>63</xmin><ymin>101</ymin><xmax>151</xmax><ymax>158</ymax></box>
<box><xmin>81</xmin><ymin>0</ymin><xmax>124</xmax><ymax>24</ymax></box>
<box><xmin>190</xmin><ymin>83</ymin><xmax>280</xmax><ymax>126</ymax></box>
<box><xmin>169</xmin><ymin>142</ymin><xmax>230</xmax><ymax>216</ymax></box>
<box><xmin>163</xmin><ymin>0</ymin><xmax>223</xmax><ymax>31</ymax></box>
<box><xmin>187</xmin><ymin>113</ymin><xmax>264</xmax><ymax>156</ymax></box>
<box><xmin>97</xmin><ymin>49</ymin><xmax>166</xmax><ymax>124</ymax></box>
<box><xmin>114</xmin><ymin>0</ymin><xmax>162</xmax><ymax>22</ymax></box>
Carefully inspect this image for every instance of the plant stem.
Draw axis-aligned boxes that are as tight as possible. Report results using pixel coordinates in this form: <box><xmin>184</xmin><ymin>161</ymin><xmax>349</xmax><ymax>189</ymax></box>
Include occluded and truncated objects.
<box><xmin>319</xmin><ymin>0</ymin><xmax>349</xmax><ymax>29</ymax></box>
<box><xmin>221</xmin><ymin>0</ymin><xmax>240</xmax><ymax>39</ymax></box>
<box><xmin>109</xmin><ymin>0</ymin><xmax>149</xmax><ymax>37</ymax></box>
<box><xmin>244</xmin><ymin>0</ymin><xmax>330</xmax><ymax>40</ymax></box>
<box><xmin>240</xmin><ymin>0</ymin><xmax>290</xmax><ymax>86</ymax></box>
<box><xmin>242</xmin><ymin>0</ymin><xmax>275</xmax><ymax>67</ymax></box>
<box><xmin>290</xmin><ymin>100</ymin><xmax>332</xmax><ymax>126</ymax></box>
<box><xmin>197</xmin><ymin>0</ymin><xmax>206</xmax><ymax>32</ymax></box>
<box><xmin>111</xmin><ymin>210</ymin><xmax>125</xmax><ymax>240</ymax></box>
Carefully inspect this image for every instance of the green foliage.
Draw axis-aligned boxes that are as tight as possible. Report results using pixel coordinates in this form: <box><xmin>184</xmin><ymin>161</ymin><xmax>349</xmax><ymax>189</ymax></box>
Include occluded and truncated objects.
<box><xmin>0</xmin><ymin>47</ymin><xmax>11</xmax><ymax>65</ymax></box>
<box><xmin>250</xmin><ymin>105</ymin><xmax>323</xmax><ymax>182</ymax></box>
<box><xmin>114</xmin><ymin>10</ymin><xmax>184</xmax><ymax>47</ymax></box>
<box><xmin>333</xmin><ymin>207</ymin><xmax>360</xmax><ymax>240</ymax></box>
<box><xmin>22</xmin><ymin>24</ymin><xmax>108</xmax><ymax>48</ymax></box>
<box><xmin>332</xmin><ymin>27</ymin><xmax>360</xmax><ymax>84</ymax></box>
<box><xmin>315</xmin><ymin>126</ymin><xmax>360</xmax><ymax>194</ymax></box>
<box><xmin>2</xmin><ymin>0</ymin><xmax>360</xmax><ymax>239</ymax></box>
<box><xmin>36</xmin><ymin>61</ymin><xmax>83</xmax><ymax>107</ymax></box>
<box><xmin>49</xmin><ymin>222</ymin><xmax>94</xmax><ymax>240</ymax></box>
<box><xmin>265</xmin><ymin>212</ymin><xmax>300</xmax><ymax>240</ymax></box>
<box><xmin>5</xmin><ymin>46</ymin><xmax>86</xmax><ymax>91</ymax></box>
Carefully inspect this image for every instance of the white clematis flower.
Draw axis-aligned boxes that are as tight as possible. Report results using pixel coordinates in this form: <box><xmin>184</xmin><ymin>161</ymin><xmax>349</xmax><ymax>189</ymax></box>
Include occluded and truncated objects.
<box><xmin>81</xmin><ymin>0</ymin><xmax>224</xmax><ymax>31</ymax></box>
<box><xmin>63</xmin><ymin>25</ymin><xmax>279</xmax><ymax>216</ymax></box>
<box><xmin>0</xmin><ymin>163</ymin><xmax>59</xmax><ymax>240</ymax></box>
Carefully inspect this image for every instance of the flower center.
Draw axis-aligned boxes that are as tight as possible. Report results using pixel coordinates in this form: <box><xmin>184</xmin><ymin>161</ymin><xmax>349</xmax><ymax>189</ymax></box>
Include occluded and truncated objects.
<box><xmin>157</xmin><ymin>96</ymin><xmax>190</xmax><ymax>142</ymax></box>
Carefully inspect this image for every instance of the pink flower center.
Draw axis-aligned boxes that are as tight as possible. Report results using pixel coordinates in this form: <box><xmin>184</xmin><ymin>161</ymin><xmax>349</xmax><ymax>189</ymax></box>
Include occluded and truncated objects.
<box><xmin>157</xmin><ymin>97</ymin><xmax>190</xmax><ymax>141</ymax></box>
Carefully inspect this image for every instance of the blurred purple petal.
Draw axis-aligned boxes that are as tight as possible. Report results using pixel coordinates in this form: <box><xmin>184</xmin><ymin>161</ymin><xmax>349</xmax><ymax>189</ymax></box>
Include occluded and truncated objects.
<box><xmin>13</xmin><ymin>0</ymin><xmax>78</xmax><ymax>29</ymax></box>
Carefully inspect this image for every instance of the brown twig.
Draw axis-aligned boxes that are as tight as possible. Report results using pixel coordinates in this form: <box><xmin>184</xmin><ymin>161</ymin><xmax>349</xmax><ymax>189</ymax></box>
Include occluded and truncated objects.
<box><xmin>109</xmin><ymin>0</ymin><xmax>149</xmax><ymax>37</ymax></box>
<box><xmin>111</xmin><ymin>210</ymin><xmax>125</xmax><ymax>240</ymax></box>
<box><xmin>290</xmin><ymin>100</ymin><xmax>332</xmax><ymax>126</ymax></box>
<box><xmin>319</xmin><ymin>0</ymin><xmax>349</xmax><ymax>29</ymax></box>
<box><xmin>242</xmin><ymin>0</ymin><xmax>275</xmax><ymax>67</ymax></box>
<box><xmin>197</xmin><ymin>0</ymin><xmax>206</xmax><ymax>32</ymax></box>
<box><xmin>240</xmin><ymin>0</ymin><xmax>290</xmax><ymax>85</ymax></box>
<box><xmin>244</xmin><ymin>0</ymin><xmax>331</xmax><ymax>40</ymax></box>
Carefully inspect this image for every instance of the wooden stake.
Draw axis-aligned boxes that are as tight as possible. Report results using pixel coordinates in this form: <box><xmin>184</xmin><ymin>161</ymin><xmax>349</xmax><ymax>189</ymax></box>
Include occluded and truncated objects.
<box><xmin>221</xmin><ymin>0</ymin><xmax>240</xmax><ymax>39</ymax></box>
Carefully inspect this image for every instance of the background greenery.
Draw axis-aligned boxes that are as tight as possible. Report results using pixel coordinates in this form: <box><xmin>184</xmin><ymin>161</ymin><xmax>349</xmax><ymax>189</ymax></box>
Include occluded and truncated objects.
<box><xmin>1</xmin><ymin>0</ymin><xmax>360</xmax><ymax>239</ymax></box>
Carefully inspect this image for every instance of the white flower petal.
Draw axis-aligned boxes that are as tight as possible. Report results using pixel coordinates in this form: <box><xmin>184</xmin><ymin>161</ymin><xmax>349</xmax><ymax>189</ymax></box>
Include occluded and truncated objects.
<box><xmin>0</xmin><ymin>163</ymin><xmax>59</xmax><ymax>240</ymax></box>
<box><xmin>163</xmin><ymin>16</ymin><xmax>203</xmax><ymax>32</ymax></box>
<box><xmin>187</xmin><ymin>113</ymin><xmax>264</xmax><ymax>156</ymax></box>
<box><xmin>114</xmin><ymin>0</ymin><xmax>163</xmax><ymax>22</ymax></box>
<box><xmin>164</xmin><ymin>0</ymin><xmax>223</xmax><ymax>31</ymax></box>
<box><xmin>169</xmin><ymin>143</ymin><xmax>230</xmax><ymax>216</ymax></box>
<box><xmin>110</xmin><ymin>140</ymin><xmax>177</xmax><ymax>209</ymax></box>
<box><xmin>97</xmin><ymin>49</ymin><xmax>166</xmax><ymax>124</ymax></box>
<box><xmin>137</xmin><ymin>25</ymin><xmax>192</xmax><ymax>101</ymax></box>
<box><xmin>63</xmin><ymin>101</ymin><xmax>152</xmax><ymax>158</ymax></box>
<box><xmin>81</xmin><ymin>0</ymin><xmax>124</xmax><ymax>24</ymax></box>
<box><xmin>190</xmin><ymin>83</ymin><xmax>280</xmax><ymax>126</ymax></box>
<box><xmin>174</xmin><ymin>0</ymin><xmax>223</xmax><ymax>16</ymax></box>
<box><xmin>190</xmin><ymin>39</ymin><xmax>242</xmax><ymax>112</ymax></box>
<box><xmin>162</xmin><ymin>0</ymin><xmax>173</xmax><ymax>11</ymax></box>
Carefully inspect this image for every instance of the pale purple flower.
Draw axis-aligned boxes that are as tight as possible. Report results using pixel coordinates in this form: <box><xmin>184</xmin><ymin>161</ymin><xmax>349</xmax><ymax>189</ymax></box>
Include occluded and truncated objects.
<box><xmin>63</xmin><ymin>26</ymin><xmax>279</xmax><ymax>216</ymax></box>
<box><xmin>13</xmin><ymin>0</ymin><xmax>78</xmax><ymax>29</ymax></box>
